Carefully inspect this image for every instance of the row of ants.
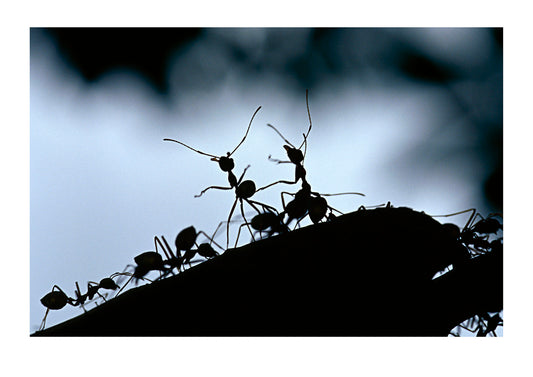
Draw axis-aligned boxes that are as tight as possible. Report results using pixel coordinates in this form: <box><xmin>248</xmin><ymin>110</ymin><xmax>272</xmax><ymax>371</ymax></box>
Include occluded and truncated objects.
<box><xmin>38</xmin><ymin>90</ymin><xmax>503</xmax><ymax>335</ymax></box>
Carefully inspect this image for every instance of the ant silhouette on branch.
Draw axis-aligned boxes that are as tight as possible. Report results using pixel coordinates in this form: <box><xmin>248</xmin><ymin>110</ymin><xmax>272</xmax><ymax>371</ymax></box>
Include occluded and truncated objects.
<box><xmin>432</xmin><ymin>208</ymin><xmax>503</xmax><ymax>256</ymax></box>
<box><xmin>164</xmin><ymin>106</ymin><xmax>275</xmax><ymax>248</ymax></box>
<box><xmin>256</xmin><ymin>90</ymin><xmax>312</xmax><ymax>193</ymax></box>
<box><xmin>39</xmin><ymin>285</ymin><xmax>77</xmax><ymax>331</ymax></box>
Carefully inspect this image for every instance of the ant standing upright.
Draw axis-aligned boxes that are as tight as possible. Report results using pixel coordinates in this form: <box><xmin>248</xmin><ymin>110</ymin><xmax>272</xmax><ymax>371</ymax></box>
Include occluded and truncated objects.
<box><xmin>164</xmin><ymin>106</ymin><xmax>275</xmax><ymax>248</ymax></box>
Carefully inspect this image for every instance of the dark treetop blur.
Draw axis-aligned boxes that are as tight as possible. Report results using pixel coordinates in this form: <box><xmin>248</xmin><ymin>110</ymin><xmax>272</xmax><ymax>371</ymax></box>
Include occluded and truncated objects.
<box><xmin>42</xmin><ymin>27</ymin><xmax>503</xmax><ymax>212</ymax></box>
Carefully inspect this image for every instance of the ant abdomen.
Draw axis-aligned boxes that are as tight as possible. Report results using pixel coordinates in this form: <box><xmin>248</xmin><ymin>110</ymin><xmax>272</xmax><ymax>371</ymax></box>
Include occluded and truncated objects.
<box><xmin>307</xmin><ymin>196</ymin><xmax>328</xmax><ymax>224</ymax></box>
<box><xmin>175</xmin><ymin>226</ymin><xmax>197</xmax><ymax>252</ymax></box>
<box><xmin>99</xmin><ymin>277</ymin><xmax>120</xmax><ymax>291</ymax></box>
<box><xmin>40</xmin><ymin>290</ymin><xmax>69</xmax><ymax>310</ymax></box>
<box><xmin>197</xmin><ymin>243</ymin><xmax>219</xmax><ymax>259</ymax></box>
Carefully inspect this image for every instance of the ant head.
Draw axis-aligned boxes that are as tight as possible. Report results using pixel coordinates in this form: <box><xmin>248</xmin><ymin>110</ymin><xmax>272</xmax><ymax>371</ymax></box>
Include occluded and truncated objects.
<box><xmin>283</xmin><ymin>145</ymin><xmax>304</xmax><ymax>165</ymax></box>
<box><xmin>40</xmin><ymin>290</ymin><xmax>68</xmax><ymax>310</ymax></box>
<box><xmin>216</xmin><ymin>154</ymin><xmax>235</xmax><ymax>172</ymax></box>
<box><xmin>236</xmin><ymin>180</ymin><xmax>256</xmax><ymax>199</ymax></box>
<box><xmin>175</xmin><ymin>226</ymin><xmax>198</xmax><ymax>251</ymax></box>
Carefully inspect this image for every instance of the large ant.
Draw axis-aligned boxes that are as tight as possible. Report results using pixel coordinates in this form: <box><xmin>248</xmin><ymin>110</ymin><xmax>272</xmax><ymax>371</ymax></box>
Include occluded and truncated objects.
<box><xmin>39</xmin><ymin>285</ymin><xmax>77</xmax><ymax>331</ymax></box>
<box><xmin>256</xmin><ymin>90</ymin><xmax>313</xmax><ymax>193</ymax></box>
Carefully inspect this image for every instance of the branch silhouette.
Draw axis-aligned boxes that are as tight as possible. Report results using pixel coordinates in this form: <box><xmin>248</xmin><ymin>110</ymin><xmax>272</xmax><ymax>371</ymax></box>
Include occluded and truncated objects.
<box><xmin>32</xmin><ymin>207</ymin><xmax>502</xmax><ymax>336</ymax></box>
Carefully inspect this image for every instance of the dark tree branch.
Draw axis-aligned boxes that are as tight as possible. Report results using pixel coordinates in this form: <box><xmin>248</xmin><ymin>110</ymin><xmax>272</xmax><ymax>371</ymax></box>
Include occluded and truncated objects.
<box><xmin>32</xmin><ymin>207</ymin><xmax>502</xmax><ymax>336</ymax></box>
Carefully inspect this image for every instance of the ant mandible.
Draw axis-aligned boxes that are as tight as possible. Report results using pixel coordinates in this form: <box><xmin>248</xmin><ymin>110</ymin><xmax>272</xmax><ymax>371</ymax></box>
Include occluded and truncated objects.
<box><xmin>256</xmin><ymin>90</ymin><xmax>313</xmax><ymax>193</ymax></box>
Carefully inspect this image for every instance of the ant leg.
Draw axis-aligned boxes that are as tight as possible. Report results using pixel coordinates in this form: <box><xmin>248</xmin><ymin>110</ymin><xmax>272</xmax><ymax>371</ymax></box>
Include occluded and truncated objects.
<box><xmin>39</xmin><ymin>308</ymin><xmax>50</xmax><ymax>331</ymax></box>
<box><xmin>236</xmin><ymin>165</ymin><xmax>251</xmax><ymax>186</ymax></box>
<box><xmin>196</xmin><ymin>230</ymin><xmax>224</xmax><ymax>252</ymax></box>
<box><xmin>256</xmin><ymin>179</ymin><xmax>298</xmax><ymax>193</ymax></box>
<box><xmin>226</xmin><ymin>198</ymin><xmax>239</xmax><ymax>249</ymax></box>
<box><xmin>234</xmin><ymin>222</ymin><xmax>255</xmax><ymax>248</ymax></box>
<box><xmin>241</xmin><ymin>200</ymin><xmax>256</xmax><ymax>242</ymax></box>
<box><xmin>195</xmin><ymin>185</ymin><xmax>232</xmax><ymax>198</ymax></box>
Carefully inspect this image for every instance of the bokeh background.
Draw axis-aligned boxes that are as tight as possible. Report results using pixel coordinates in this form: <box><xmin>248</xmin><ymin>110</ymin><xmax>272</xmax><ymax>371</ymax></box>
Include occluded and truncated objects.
<box><xmin>30</xmin><ymin>27</ymin><xmax>502</xmax><ymax>332</ymax></box>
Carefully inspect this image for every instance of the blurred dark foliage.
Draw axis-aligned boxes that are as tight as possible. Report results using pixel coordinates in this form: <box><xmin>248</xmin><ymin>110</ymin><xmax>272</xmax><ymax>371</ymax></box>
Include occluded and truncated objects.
<box><xmin>41</xmin><ymin>27</ymin><xmax>503</xmax><ymax>212</ymax></box>
<box><xmin>46</xmin><ymin>28</ymin><xmax>202</xmax><ymax>94</ymax></box>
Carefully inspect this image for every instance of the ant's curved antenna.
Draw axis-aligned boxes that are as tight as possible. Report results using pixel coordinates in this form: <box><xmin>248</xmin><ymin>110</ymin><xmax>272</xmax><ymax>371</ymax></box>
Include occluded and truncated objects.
<box><xmin>229</xmin><ymin>106</ymin><xmax>262</xmax><ymax>156</ymax></box>
<box><xmin>163</xmin><ymin>138</ymin><xmax>218</xmax><ymax>159</ymax></box>
<box><xmin>298</xmin><ymin>89</ymin><xmax>312</xmax><ymax>150</ymax></box>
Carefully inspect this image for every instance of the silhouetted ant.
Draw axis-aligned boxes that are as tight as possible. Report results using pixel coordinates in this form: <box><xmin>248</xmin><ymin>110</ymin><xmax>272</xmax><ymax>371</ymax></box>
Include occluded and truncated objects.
<box><xmin>433</xmin><ymin>209</ymin><xmax>502</xmax><ymax>256</ymax></box>
<box><xmin>174</xmin><ymin>225</ymin><xmax>224</xmax><ymax>269</ymax></box>
<box><xmin>164</xmin><ymin>106</ymin><xmax>274</xmax><ymax>248</ymax></box>
<box><xmin>164</xmin><ymin>106</ymin><xmax>261</xmax><ymax>197</ymax></box>
<box><xmin>458</xmin><ymin>312</ymin><xmax>503</xmax><ymax>337</ymax></box>
<box><xmin>233</xmin><ymin>207</ymin><xmax>289</xmax><ymax>248</ymax></box>
<box><xmin>115</xmin><ymin>236</ymin><xmax>174</xmax><ymax>296</ymax></box>
<box><xmin>280</xmin><ymin>180</ymin><xmax>365</xmax><ymax>228</ymax></box>
<box><xmin>256</xmin><ymin>90</ymin><xmax>313</xmax><ymax>193</ymax></box>
<box><xmin>39</xmin><ymin>285</ymin><xmax>76</xmax><ymax>331</ymax></box>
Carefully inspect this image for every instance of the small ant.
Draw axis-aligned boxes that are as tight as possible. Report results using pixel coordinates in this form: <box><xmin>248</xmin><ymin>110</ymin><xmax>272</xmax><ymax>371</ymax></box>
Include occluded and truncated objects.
<box><xmin>174</xmin><ymin>225</ymin><xmax>224</xmax><ymax>269</ymax></box>
<box><xmin>256</xmin><ymin>90</ymin><xmax>313</xmax><ymax>193</ymax></box>
<box><xmin>39</xmin><ymin>285</ymin><xmax>76</xmax><ymax>331</ymax></box>
<box><xmin>164</xmin><ymin>106</ymin><xmax>261</xmax><ymax>197</ymax></box>
<box><xmin>432</xmin><ymin>209</ymin><xmax>502</xmax><ymax>256</ymax></box>
<box><xmin>457</xmin><ymin>312</ymin><xmax>503</xmax><ymax>337</ymax></box>
<box><xmin>115</xmin><ymin>236</ymin><xmax>174</xmax><ymax>296</ymax></box>
<box><xmin>233</xmin><ymin>207</ymin><xmax>289</xmax><ymax>248</ymax></box>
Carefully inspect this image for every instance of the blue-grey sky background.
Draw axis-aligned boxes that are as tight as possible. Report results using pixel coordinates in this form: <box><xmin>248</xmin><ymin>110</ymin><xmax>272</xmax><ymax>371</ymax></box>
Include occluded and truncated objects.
<box><xmin>30</xmin><ymin>28</ymin><xmax>503</xmax><ymax>332</ymax></box>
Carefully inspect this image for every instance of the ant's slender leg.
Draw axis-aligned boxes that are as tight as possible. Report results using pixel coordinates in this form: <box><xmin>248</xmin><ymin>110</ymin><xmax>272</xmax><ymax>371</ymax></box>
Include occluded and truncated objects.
<box><xmin>234</xmin><ymin>223</ymin><xmax>248</xmax><ymax>249</ymax></box>
<box><xmin>226</xmin><ymin>198</ymin><xmax>239</xmax><ymax>249</ymax></box>
<box><xmin>39</xmin><ymin>308</ymin><xmax>50</xmax><ymax>331</ymax></box>
<box><xmin>256</xmin><ymin>179</ymin><xmax>298</xmax><ymax>193</ymax></box>
<box><xmin>196</xmin><ymin>230</ymin><xmax>224</xmax><ymax>252</ymax></box>
<box><xmin>241</xmin><ymin>200</ymin><xmax>255</xmax><ymax>242</ymax></box>
<box><xmin>236</xmin><ymin>165</ymin><xmax>251</xmax><ymax>186</ymax></box>
<box><xmin>195</xmin><ymin>185</ymin><xmax>233</xmax><ymax>198</ymax></box>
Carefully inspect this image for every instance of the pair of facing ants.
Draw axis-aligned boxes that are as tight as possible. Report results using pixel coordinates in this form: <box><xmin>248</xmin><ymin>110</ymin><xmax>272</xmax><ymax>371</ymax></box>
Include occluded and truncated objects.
<box><xmin>164</xmin><ymin>90</ymin><xmax>365</xmax><ymax>248</ymax></box>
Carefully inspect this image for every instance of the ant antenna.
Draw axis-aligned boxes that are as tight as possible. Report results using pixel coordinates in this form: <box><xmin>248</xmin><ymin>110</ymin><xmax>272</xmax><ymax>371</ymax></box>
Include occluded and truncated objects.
<box><xmin>229</xmin><ymin>106</ymin><xmax>262</xmax><ymax>156</ymax></box>
<box><xmin>298</xmin><ymin>89</ymin><xmax>312</xmax><ymax>150</ymax></box>
<box><xmin>267</xmin><ymin>123</ymin><xmax>297</xmax><ymax>149</ymax></box>
<box><xmin>163</xmin><ymin>138</ymin><xmax>218</xmax><ymax>159</ymax></box>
